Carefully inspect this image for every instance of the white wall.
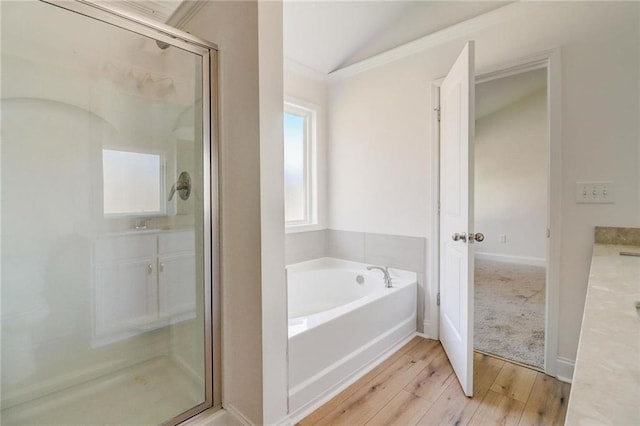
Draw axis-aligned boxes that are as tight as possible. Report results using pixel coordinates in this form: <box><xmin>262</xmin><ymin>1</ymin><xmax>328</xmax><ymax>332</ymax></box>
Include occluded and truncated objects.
<box><xmin>258</xmin><ymin>1</ymin><xmax>288</xmax><ymax>424</ymax></box>
<box><xmin>475</xmin><ymin>89</ymin><xmax>547</xmax><ymax>264</ymax></box>
<box><xmin>284</xmin><ymin>68</ymin><xmax>329</xmax><ymax>231</ymax></box>
<box><xmin>328</xmin><ymin>2</ymin><xmax>640</xmax><ymax>365</ymax></box>
<box><xmin>186</xmin><ymin>3</ymin><xmax>265</xmax><ymax>423</ymax></box>
<box><xmin>187</xmin><ymin>2</ymin><xmax>289</xmax><ymax>423</ymax></box>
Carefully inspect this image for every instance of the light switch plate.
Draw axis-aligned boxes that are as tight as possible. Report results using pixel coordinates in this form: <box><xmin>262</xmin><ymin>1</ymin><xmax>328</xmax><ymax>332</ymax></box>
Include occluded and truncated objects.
<box><xmin>576</xmin><ymin>181</ymin><xmax>615</xmax><ymax>204</ymax></box>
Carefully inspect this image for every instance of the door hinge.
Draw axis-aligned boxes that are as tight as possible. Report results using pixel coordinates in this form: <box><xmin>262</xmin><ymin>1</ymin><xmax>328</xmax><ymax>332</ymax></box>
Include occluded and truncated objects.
<box><xmin>437</xmin><ymin>292</ymin><xmax>440</xmax><ymax>306</ymax></box>
<box><xmin>547</xmin><ymin>228</ymin><xmax>551</xmax><ymax>238</ymax></box>
<box><xmin>434</xmin><ymin>106</ymin><xmax>441</xmax><ymax>122</ymax></box>
<box><xmin>438</xmin><ymin>200</ymin><xmax>441</xmax><ymax>215</ymax></box>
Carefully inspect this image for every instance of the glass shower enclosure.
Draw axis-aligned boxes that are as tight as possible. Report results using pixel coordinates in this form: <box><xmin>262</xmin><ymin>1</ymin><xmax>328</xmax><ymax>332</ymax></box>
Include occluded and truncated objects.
<box><xmin>0</xmin><ymin>1</ymin><xmax>219</xmax><ymax>424</ymax></box>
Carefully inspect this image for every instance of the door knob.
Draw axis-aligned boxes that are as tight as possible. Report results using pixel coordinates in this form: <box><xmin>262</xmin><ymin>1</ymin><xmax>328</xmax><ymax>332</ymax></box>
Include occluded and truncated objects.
<box><xmin>452</xmin><ymin>232</ymin><xmax>467</xmax><ymax>242</ymax></box>
<box><xmin>472</xmin><ymin>232</ymin><xmax>485</xmax><ymax>242</ymax></box>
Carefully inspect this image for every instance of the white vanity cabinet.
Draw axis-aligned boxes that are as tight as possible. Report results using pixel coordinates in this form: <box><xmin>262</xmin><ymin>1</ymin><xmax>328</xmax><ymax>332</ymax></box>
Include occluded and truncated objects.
<box><xmin>92</xmin><ymin>230</ymin><xmax>196</xmax><ymax>346</ymax></box>
<box><xmin>158</xmin><ymin>231</ymin><xmax>196</xmax><ymax>320</ymax></box>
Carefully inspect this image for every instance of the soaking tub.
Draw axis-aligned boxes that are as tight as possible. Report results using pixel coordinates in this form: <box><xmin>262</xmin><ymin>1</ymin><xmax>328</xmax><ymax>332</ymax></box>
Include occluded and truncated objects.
<box><xmin>287</xmin><ymin>257</ymin><xmax>417</xmax><ymax>417</ymax></box>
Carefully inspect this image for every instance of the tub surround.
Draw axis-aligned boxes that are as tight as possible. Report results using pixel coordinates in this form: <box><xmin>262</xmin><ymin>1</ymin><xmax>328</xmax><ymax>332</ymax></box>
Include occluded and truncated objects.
<box><xmin>565</xmin><ymin>232</ymin><xmax>640</xmax><ymax>424</ymax></box>
<box><xmin>286</xmin><ymin>229</ymin><xmax>425</xmax><ymax>271</ymax></box>
<box><xmin>285</xmin><ymin>230</ymin><xmax>327</xmax><ymax>265</ymax></box>
<box><xmin>286</xmin><ymin>258</ymin><xmax>417</xmax><ymax>420</ymax></box>
<box><xmin>285</xmin><ymin>229</ymin><xmax>427</xmax><ymax>332</ymax></box>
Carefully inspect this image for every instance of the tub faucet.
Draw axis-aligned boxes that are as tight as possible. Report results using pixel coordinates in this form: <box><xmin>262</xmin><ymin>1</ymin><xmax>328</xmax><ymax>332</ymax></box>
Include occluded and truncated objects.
<box><xmin>367</xmin><ymin>266</ymin><xmax>392</xmax><ymax>288</ymax></box>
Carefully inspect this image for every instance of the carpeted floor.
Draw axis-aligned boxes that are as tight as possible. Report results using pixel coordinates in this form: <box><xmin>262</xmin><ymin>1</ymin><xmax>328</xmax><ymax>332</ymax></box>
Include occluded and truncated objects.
<box><xmin>474</xmin><ymin>258</ymin><xmax>545</xmax><ymax>369</ymax></box>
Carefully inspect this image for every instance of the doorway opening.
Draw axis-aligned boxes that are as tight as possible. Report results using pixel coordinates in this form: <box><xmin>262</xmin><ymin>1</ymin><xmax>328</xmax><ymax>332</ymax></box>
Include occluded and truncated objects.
<box><xmin>431</xmin><ymin>50</ymin><xmax>561</xmax><ymax>384</ymax></box>
<box><xmin>473</xmin><ymin>68</ymin><xmax>548</xmax><ymax>370</ymax></box>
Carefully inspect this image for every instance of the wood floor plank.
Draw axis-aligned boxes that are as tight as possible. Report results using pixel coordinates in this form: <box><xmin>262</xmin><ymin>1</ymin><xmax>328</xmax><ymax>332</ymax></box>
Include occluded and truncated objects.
<box><xmin>416</xmin><ymin>352</ymin><xmax>505</xmax><ymax>425</ymax></box>
<box><xmin>490</xmin><ymin>362</ymin><xmax>537</xmax><ymax>403</ymax></box>
<box><xmin>404</xmin><ymin>349</ymin><xmax>455</xmax><ymax>403</ymax></box>
<box><xmin>473</xmin><ymin>353</ymin><xmax>507</xmax><ymax>396</ymax></box>
<box><xmin>518</xmin><ymin>373</ymin><xmax>571</xmax><ymax>426</ymax></box>
<box><xmin>405</xmin><ymin>338</ymin><xmax>441</xmax><ymax>364</ymax></box>
<box><xmin>468</xmin><ymin>390</ymin><xmax>526</xmax><ymax>426</ymax></box>
<box><xmin>313</xmin><ymin>355</ymin><xmax>427</xmax><ymax>425</ymax></box>
<box><xmin>299</xmin><ymin>338</ymin><xmax>570</xmax><ymax>426</ymax></box>
<box><xmin>365</xmin><ymin>390</ymin><xmax>433</xmax><ymax>426</ymax></box>
<box><xmin>298</xmin><ymin>337</ymin><xmax>422</xmax><ymax>426</ymax></box>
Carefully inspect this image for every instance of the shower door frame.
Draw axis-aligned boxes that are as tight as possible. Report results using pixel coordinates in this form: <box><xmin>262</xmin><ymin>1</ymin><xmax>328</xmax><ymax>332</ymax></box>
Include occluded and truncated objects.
<box><xmin>38</xmin><ymin>1</ymin><xmax>221</xmax><ymax>423</ymax></box>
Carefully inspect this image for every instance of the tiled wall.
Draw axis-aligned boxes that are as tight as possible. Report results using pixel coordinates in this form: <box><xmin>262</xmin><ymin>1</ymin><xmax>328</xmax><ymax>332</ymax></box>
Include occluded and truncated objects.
<box><xmin>285</xmin><ymin>230</ymin><xmax>327</xmax><ymax>265</ymax></box>
<box><xmin>285</xmin><ymin>229</ymin><xmax>427</xmax><ymax>332</ymax></box>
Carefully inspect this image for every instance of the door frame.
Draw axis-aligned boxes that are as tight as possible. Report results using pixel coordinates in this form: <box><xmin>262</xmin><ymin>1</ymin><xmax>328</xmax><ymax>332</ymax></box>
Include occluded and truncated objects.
<box><xmin>427</xmin><ymin>49</ymin><xmax>562</xmax><ymax>376</ymax></box>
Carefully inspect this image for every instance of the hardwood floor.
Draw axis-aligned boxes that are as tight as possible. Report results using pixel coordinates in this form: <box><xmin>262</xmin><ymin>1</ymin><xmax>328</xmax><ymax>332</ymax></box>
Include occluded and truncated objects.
<box><xmin>298</xmin><ymin>337</ymin><xmax>570</xmax><ymax>426</ymax></box>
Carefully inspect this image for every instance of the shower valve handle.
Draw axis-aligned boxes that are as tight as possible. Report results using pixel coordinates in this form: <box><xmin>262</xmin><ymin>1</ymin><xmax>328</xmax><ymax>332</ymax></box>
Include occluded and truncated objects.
<box><xmin>168</xmin><ymin>171</ymin><xmax>191</xmax><ymax>201</ymax></box>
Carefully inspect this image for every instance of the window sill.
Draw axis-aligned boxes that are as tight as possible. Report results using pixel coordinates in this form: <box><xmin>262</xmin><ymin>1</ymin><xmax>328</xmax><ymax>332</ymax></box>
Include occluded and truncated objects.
<box><xmin>285</xmin><ymin>223</ymin><xmax>325</xmax><ymax>234</ymax></box>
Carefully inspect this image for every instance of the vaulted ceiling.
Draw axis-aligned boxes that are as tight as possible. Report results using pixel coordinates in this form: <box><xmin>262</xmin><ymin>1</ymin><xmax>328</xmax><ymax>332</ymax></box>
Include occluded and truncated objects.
<box><xmin>90</xmin><ymin>1</ymin><xmax>512</xmax><ymax>76</ymax></box>
<box><xmin>284</xmin><ymin>1</ymin><xmax>510</xmax><ymax>75</ymax></box>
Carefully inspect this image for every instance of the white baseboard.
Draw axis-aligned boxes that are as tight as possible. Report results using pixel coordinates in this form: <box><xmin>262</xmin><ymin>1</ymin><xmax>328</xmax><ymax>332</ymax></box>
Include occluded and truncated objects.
<box><xmin>475</xmin><ymin>252</ymin><xmax>546</xmax><ymax>267</ymax></box>
<box><xmin>556</xmin><ymin>356</ymin><xmax>575</xmax><ymax>383</ymax></box>
<box><xmin>422</xmin><ymin>321</ymin><xmax>438</xmax><ymax>340</ymax></box>
<box><xmin>287</xmin><ymin>331</ymin><xmax>417</xmax><ymax>424</ymax></box>
<box><xmin>273</xmin><ymin>415</ymin><xmax>293</xmax><ymax>426</ymax></box>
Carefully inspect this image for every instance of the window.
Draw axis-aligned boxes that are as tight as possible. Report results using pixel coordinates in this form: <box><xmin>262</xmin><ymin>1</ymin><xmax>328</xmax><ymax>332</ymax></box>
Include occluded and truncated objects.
<box><xmin>284</xmin><ymin>101</ymin><xmax>316</xmax><ymax>228</ymax></box>
<box><xmin>102</xmin><ymin>148</ymin><xmax>164</xmax><ymax>216</ymax></box>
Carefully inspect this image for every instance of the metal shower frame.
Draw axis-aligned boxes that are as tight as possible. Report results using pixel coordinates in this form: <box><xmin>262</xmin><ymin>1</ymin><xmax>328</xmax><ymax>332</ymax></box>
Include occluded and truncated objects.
<box><xmin>38</xmin><ymin>1</ymin><xmax>221</xmax><ymax>424</ymax></box>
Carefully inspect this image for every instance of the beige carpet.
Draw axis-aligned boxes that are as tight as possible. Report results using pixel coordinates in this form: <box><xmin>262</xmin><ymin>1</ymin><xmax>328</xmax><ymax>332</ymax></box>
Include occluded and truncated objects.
<box><xmin>474</xmin><ymin>258</ymin><xmax>545</xmax><ymax>369</ymax></box>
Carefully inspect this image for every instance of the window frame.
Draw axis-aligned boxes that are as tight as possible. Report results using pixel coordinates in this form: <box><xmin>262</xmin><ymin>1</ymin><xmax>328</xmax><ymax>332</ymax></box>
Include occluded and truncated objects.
<box><xmin>284</xmin><ymin>99</ymin><xmax>318</xmax><ymax>232</ymax></box>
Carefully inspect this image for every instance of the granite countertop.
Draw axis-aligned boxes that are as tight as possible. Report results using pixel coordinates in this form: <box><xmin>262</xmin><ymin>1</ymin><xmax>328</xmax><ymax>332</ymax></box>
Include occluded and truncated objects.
<box><xmin>565</xmin><ymin>243</ymin><xmax>640</xmax><ymax>425</ymax></box>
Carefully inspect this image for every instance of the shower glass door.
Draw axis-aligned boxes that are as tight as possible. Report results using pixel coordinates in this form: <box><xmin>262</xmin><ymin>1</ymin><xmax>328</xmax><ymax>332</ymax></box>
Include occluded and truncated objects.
<box><xmin>1</xmin><ymin>1</ymin><xmax>217</xmax><ymax>424</ymax></box>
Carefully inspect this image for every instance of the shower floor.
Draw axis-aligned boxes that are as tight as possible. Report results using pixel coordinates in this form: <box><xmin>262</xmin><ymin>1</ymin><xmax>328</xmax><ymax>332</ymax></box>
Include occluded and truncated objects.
<box><xmin>1</xmin><ymin>356</ymin><xmax>204</xmax><ymax>425</ymax></box>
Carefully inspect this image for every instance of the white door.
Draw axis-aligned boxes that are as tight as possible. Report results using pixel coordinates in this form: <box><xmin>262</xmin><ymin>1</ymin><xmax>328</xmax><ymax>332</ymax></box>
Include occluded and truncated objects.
<box><xmin>439</xmin><ymin>41</ymin><xmax>475</xmax><ymax>397</ymax></box>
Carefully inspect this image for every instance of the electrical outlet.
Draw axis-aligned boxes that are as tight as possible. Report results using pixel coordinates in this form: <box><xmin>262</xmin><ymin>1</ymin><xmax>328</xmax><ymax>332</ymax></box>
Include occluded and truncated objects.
<box><xmin>576</xmin><ymin>181</ymin><xmax>615</xmax><ymax>204</ymax></box>
<box><xmin>499</xmin><ymin>234</ymin><xmax>507</xmax><ymax>243</ymax></box>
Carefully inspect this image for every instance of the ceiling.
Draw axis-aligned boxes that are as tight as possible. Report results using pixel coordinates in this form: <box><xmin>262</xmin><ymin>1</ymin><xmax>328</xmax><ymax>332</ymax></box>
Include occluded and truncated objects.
<box><xmin>476</xmin><ymin>68</ymin><xmax>547</xmax><ymax>120</ymax></box>
<box><xmin>92</xmin><ymin>0</ymin><xmax>206</xmax><ymax>29</ymax></box>
<box><xmin>94</xmin><ymin>1</ymin><xmax>182</xmax><ymax>22</ymax></box>
<box><xmin>284</xmin><ymin>1</ymin><xmax>510</xmax><ymax>75</ymax></box>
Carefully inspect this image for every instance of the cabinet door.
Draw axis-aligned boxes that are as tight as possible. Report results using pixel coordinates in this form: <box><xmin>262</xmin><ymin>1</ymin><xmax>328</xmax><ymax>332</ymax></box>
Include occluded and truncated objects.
<box><xmin>94</xmin><ymin>258</ymin><xmax>158</xmax><ymax>339</ymax></box>
<box><xmin>158</xmin><ymin>254</ymin><xmax>196</xmax><ymax>320</ymax></box>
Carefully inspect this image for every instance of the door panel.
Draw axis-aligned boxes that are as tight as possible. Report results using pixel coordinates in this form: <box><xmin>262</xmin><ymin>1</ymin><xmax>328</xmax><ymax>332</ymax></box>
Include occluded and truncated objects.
<box><xmin>439</xmin><ymin>41</ymin><xmax>475</xmax><ymax>397</ymax></box>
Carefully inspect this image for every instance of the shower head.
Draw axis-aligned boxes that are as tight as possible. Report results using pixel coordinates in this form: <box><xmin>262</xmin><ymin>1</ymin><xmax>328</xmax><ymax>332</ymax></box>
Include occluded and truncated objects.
<box><xmin>156</xmin><ymin>40</ymin><xmax>171</xmax><ymax>50</ymax></box>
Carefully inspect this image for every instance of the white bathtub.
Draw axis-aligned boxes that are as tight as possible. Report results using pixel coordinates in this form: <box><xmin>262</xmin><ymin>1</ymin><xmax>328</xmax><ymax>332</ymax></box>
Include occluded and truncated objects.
<box><xmin>287</xmin><ymin>257</ymin><xmax>417</xmax><ymax>417</ymax></box>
